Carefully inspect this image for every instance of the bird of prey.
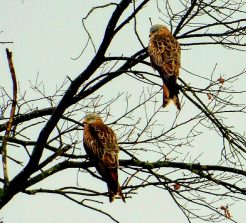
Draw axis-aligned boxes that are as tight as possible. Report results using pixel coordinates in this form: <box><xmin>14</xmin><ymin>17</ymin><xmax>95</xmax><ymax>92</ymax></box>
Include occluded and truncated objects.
<box><xmin>148</xmin><ymin>24</ymin><xmax>181</xmax><ymax>110</ymax></box>
<box><xmin>83</xmin><ymin>113</ymin><xmax>125</xmax><ymax>202</ymax></box>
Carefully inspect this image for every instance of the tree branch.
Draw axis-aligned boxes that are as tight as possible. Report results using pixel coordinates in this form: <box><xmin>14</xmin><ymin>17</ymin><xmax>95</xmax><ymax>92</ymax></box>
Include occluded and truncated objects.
<box><xmin>1</xmin><ymin>49</ymin><xmax>17</xmax><ymax>187</ymax></box>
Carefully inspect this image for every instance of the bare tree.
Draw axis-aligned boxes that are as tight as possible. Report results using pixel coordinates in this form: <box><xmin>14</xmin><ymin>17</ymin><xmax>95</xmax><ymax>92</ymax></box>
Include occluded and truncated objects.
<box><xmin>1</xmin><ymin>1</ymin><xmax>246</xmax><ymax>222</ymax></box>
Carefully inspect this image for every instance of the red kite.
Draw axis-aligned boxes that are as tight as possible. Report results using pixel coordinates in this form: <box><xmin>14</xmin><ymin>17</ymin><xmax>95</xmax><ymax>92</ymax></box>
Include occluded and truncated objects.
<box><xmin>148</xmin><ymin>24</ymin><xmax>181</xmax><ymax>109</ymax></box>
<box><xmin>83</xmin><ymin>113</ymin><xmax>125</xmax><ymax>202</ymax></box>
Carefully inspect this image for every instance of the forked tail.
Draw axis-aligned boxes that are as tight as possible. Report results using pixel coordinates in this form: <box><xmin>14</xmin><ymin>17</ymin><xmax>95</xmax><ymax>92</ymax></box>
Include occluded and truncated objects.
<box><xmin>108</xmin><ymin>183</ymin><xmax>125</xmax><ymax>203</ymax></box>
<box><xmin>162</xmin><ymin>84</ymin><xmax>181</xmax><ymax>110</ymax></box>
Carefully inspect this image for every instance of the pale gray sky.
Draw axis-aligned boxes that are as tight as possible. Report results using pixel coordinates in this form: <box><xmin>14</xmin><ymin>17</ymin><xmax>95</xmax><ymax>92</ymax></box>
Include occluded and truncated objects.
<box><xmin>0</xmin><ymin>1</ymin><xmax>245</xmax><ymax>223</ymax></box>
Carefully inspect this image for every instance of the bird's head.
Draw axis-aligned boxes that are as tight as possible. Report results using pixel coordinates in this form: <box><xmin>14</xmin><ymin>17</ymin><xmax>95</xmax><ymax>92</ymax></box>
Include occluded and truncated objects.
<box><xmin>83</xmin><ymin>113</ymin><xmax>102</xmax><ymax>125</ymax></box>
<box><xmin>149</xmin><ymin>24</ymin><xmax>168</xmax><ymax>37</ymax></box>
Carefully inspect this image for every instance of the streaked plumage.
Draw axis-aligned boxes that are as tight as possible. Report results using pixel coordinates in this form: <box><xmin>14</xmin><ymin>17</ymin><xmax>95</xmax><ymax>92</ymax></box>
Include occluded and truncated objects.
<box><xmin>83</xmin><ymin>113</ymin><xmax>125</xmax><ymax>202</ymax></box>
<box><xmin>148</xmin><ymin>24</ymin><xmax>181</xmax><ymax>109</ymax></box>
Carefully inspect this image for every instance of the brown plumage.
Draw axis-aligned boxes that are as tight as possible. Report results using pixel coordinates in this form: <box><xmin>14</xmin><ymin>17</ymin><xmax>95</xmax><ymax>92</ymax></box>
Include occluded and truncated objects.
<box><xmin>83</xmin><ymin>113</ymin><xmax>125</xmax><ymax>202</ymax></box>
<box><xmin>148</xmin><ymin>24</ymin><xmax>181</xmax><ymax>110</ymax></box>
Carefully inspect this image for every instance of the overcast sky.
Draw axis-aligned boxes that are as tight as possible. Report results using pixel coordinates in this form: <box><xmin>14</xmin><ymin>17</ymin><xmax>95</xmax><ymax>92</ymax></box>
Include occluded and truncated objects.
<box><xmin>0</xmin><ymin>1</ymin><xmax>245</xmax><ymax>223</ymax></box>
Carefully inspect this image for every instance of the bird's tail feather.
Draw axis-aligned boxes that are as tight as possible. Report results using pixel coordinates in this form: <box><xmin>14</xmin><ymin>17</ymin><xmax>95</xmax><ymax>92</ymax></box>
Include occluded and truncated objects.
<box><xmin>162</xmin><ymin>84</ymin><xmax>181</xmax><ymax>110</ymax></box>
<box><xmin>108</xmin><ymin>183</ymin><xmax>125</xmax><ymax>203</ymax></box>
<box><xmin>105</xmin><ymin>168</ymin><xmax>125</xmax><ymax>203</ymax></box>
<box><xmin>162</xmin><ymin>84</ymin><xmax>171</xmax><ymax>108</ymax></box>
<box><xmin>173</xmin><ymin>94</ymin><xmax>181</xmax><ymax>110</ymax></box>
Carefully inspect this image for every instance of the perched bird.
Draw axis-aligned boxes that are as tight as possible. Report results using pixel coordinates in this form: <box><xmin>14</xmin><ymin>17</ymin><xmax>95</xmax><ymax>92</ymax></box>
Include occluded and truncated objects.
<box><xmin>148</xmin><ymin>24</ymin><xmax>181</xmax><ymax>110</ymax></box>
<box><xmin>83</xmin><ymin>113</ymin><xmax>125</xmax><ymax>202</ymax></box>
